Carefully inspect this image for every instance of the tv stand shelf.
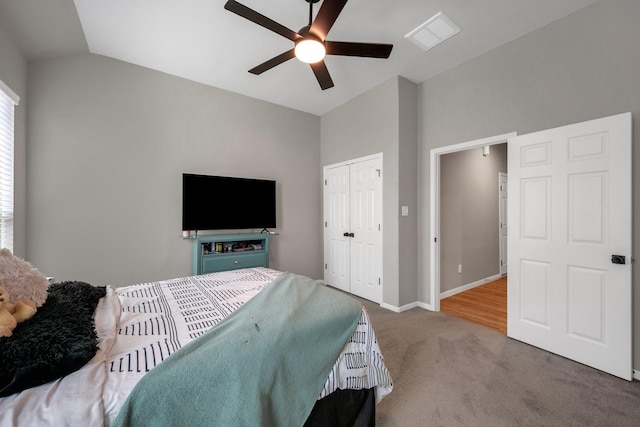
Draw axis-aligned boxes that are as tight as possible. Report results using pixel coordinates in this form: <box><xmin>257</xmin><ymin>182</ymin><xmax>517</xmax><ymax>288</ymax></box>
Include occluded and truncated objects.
<box><xmin>191</xmin><ymin>233</ymin><xmax>269</xmax><ymax>275</ymax></box>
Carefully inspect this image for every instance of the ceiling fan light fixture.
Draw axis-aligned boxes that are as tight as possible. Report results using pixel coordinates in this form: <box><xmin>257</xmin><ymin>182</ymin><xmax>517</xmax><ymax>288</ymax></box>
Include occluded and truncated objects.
<box><xmin>295</xmin><ymin>38</ymin><xmax>326</xmax><ymax>63</ymax></box>
<box><xmin>224</xmin><ymin>0</ymin><xmax>393</xmax><ymax>89</ymax></box>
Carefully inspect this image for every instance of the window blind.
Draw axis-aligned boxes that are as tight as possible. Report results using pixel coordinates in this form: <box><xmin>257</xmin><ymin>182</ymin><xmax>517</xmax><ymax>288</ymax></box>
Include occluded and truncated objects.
<box><xmin>0</xmin><ymin>80</ymin><xmax>19</xmax><ymax>253</ymax></box>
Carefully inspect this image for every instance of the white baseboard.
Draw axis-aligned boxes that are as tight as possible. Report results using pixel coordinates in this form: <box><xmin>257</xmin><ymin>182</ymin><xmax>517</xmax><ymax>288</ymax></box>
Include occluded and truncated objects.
<box><xmin>633</xmin><ymin>369</ymin><xmax>640</xmax><ymax>381</ymax></box>
<box><xmin>380</xmin><ymin>301</ymin><xmax>419</xmax><ymax>313</ymax></box>
<box><xmin>439</xmin><ymin>273</ymin><xmax>503</xmax><ymax>299</ymax></box>
<box><xmin>379</xmin><ymin>301</ymin><xmax>436</xmax><ymax>312</ymax></box>
<box><xmin>417</xmin><ymin>301</ymin><xmax>435</xmax><ymax>311</ymax></box>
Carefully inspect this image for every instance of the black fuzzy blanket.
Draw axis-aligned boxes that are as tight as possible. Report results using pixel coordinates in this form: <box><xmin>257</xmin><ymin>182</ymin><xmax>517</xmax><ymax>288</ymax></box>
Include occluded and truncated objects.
<box><xmin>0</xmin><ymin>281</ymin><xmax>106</xmax><ymax>397</ymax></box>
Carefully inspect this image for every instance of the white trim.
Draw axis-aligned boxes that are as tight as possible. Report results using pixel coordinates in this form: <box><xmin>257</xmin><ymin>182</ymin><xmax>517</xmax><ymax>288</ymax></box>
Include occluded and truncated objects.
<box><xmin>429</xmin><ymin>132</ymin><xmax>516</xmax><ymax>311</ymax></box>
<box><xmin>439</xmin><ymin>274</ymin><xmax>503</xmax><ymax>299</ymax></box>
<box><xmin>323</xmin><ymin>152</ymin><xmax>383</xmax><ymax>170</ymax></box>
<box><xmin>633</xmin><ymin>369</ymin><xmax>640</xmax><ymax>381</ymax></box>
<box><xmin>498</xmin><ymin>172</ymin><xmax>508</xmax><ymax>275</ymax></box>
<box><xmin>0</xmin><ymin>78</ymin><xmax>19</xmax><ymax>105</ymax></box>
<box><xmin>381</xmin><ymin>301</ymin><xmax>436</xmax><ymax>312</ymax></box>
<box><xmin>417</xmin><ymin>301</ymin><xmax>435</xmax><ymax>311</ymax></box>
<box><xmin>380</xmin><ymin>301</ymin><xmax>419</xmax><ymax>313</ymax></box>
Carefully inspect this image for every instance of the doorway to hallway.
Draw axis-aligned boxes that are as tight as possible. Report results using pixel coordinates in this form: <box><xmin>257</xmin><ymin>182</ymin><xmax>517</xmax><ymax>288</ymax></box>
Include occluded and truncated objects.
<box><xmin>440</xmin><ymin>276</ymin><xmax>507</xmax><ymax>334</ymax></box>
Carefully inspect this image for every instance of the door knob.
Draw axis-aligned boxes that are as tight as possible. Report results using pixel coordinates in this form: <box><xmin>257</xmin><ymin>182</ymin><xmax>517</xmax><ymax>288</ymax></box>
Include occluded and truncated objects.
<box><xmin>611</xmin><ymin>255</ymin><xmax>626</xmax><ymax>264</ymax></box>
<box><xmin>343</xmin><ymin>232</ymin><xmax>355</xmax><ymax>238</ymax></box>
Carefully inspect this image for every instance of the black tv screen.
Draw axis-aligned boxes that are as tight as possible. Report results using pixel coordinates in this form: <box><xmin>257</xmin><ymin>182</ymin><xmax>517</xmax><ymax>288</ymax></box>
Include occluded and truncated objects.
<box><xmin>182</xmin><ymin>173</ymin><xmax>276</xmax><ymax>231</ymax></box>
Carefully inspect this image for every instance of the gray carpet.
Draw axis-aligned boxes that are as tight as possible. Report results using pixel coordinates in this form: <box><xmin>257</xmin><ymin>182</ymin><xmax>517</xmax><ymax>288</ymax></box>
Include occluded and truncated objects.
<box><xmin>358</xmin><ymin>298</ymin><xmax>640</xmax><ymax>427</ymax></box>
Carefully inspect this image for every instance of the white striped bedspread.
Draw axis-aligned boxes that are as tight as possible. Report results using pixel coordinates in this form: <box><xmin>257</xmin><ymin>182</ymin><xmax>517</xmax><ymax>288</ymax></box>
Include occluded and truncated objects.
<box><xmin>102</xmin><ymin>267</ymin><xmax>393</xmax><ymax>424</ymax></box>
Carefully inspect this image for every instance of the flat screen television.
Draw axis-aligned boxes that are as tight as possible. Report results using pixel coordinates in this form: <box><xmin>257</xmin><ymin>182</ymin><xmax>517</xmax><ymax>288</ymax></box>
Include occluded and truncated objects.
<box><xmin>182</xmin><ymin>173</ymin><xmax>276</xmax><ymax>232</ymax></box>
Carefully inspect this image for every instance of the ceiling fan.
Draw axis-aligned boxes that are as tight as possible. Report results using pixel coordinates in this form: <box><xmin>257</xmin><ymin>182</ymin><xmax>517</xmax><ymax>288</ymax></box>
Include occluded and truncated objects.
<box><xmin>224</xmin><ymin>0</ymin><xmax>393</xmax><ymax>90</ymax></box>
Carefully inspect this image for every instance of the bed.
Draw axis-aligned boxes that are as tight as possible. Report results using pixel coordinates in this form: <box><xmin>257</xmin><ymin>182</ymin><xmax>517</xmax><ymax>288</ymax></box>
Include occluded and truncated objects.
<box><xmin>0</xmin><ymin>267</ymin><xmax>393</xmax><ymax>426</ymax></box>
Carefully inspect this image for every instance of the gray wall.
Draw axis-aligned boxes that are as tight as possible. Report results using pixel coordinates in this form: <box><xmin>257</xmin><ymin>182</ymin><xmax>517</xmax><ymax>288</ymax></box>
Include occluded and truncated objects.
<box><xmin>440</xmin><ymin>144</ymin><xmax>507</xmax><ymax>293</ymax></box>
<box><xmin>2</xmin><ymin>0</ymin><xmax>637</xmax><ymax>371</ymax></box>
<box><xmin>26</xmin><ymin>54</ymin><xmax>322</xmax><ymax>286</ymax></box>
<box><xmin>417</xmin><ymin>0</ymin><xmax>640</xmax><ymax>369</ymax></box>
<box><xmin>0</xmin><ymin>23</ymin><xmax>27</xmax><ymax>258</ymax></box>
<box><xmin>398</xmin><ymin>77</ymin><xmax>418</xmax><ymax>304</ymax></box>
<box><xmin>321</xmin><ymin>76</ymin><xmax>418</xmax><ymax>308</ymax></box>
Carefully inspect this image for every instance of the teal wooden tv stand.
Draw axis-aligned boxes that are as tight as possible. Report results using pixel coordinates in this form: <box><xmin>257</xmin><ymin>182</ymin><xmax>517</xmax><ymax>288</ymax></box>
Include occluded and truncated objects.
<box><xmin>190</xmin><ymin>233</ymin><xmax>269</xmax><ymax>275</ymax></box>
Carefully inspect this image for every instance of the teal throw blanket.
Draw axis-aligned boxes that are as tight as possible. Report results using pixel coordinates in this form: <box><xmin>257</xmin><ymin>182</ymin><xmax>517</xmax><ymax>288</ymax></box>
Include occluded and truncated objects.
<box><xmin>112</xmin><ymin>272</ymin><xmax>362</xmax><ymax>427</ymax></box>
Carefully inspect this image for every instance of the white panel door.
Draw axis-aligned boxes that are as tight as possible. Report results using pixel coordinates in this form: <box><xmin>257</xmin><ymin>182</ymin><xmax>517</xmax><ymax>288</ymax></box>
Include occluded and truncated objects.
<box><xmin>323</xmin><ymin>165</ymin><xmax>350</xmax><ymax>293</ymax></box>
<box><xmin>323</xmin><ymin>155</ymin><xmax>383</xmax><ymax>303</ymax></box>
<box><xmin>499</xmin><ymin>172</ymin><xmax>508</xmax><ymax>275</ymax></box>
<box><xmin>349</xmin><ymin>157</ymin><xmax>382</xmax><ymax>303</ymax></box>
<box><xmin>508</xmin><ymin>112</ymin><xmax>632</xmax><ymax>380</ymax></box>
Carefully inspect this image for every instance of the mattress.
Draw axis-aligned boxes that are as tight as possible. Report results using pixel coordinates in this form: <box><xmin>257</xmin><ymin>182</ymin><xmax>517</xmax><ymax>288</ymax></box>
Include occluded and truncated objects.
<box><xmin>0</xmin><ymin>267</ymin><xmax>393</xmax><ymax>426</ymax></box>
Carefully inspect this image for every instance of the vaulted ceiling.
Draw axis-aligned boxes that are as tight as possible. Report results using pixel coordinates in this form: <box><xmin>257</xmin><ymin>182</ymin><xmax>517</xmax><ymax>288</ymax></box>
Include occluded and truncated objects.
<box><xmin>0</xmin><ymin>0</ymin><xmax>600</xmax><ymax>115</ymax></box>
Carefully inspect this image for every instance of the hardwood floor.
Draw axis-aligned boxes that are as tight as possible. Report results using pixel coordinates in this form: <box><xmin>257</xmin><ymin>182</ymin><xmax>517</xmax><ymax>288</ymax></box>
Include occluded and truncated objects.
<box><xmin>440</xmin><ymin>276</ymin><xmax>507</xmax><ymax>334</ymax></box>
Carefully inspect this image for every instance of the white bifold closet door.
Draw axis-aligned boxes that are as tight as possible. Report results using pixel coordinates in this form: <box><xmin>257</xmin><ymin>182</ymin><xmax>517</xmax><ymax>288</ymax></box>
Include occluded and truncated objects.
<box><xmin>324</xmin><ymin>154</ymin><xmax>382</xmax><ymax>304</ymax></box>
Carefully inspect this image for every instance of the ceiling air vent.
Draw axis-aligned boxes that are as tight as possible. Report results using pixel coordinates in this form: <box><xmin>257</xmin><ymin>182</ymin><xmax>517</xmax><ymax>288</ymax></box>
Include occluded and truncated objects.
<box><xmin>405</xmin><ymin>12</ymin><xmax>461</xmax><ymax>51</ymax></box>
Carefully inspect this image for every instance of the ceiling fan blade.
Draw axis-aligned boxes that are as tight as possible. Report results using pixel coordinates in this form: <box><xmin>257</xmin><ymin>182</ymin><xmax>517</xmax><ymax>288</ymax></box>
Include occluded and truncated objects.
<box><xmin>309</xmin><ymin>0</ymin><xmax>348</xmax><ymax>40</ymax></box>
<box><xmin>325</xmin><ymin>41</ymin><xmax>393</xmax><ymax>58</ymax></box>
<box><xmin>249</xmin><ymin>49</ymin><xmax>296</xmax><ymax>75</ymax></box>
<box><xmin>224</xmin><ymin>0</ymin><xmax>301</xmax><ymax>42</ymax></box>
<box><xmin>310</xmin><ymin>61</ymin><xmax>334</xmax><ymax>90</ymax></box>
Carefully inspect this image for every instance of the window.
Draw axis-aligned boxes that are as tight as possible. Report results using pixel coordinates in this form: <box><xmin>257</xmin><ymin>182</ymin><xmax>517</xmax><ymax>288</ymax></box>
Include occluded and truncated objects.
<box><xmin>0</xmin><ymin>79</ymin><xmax>19</xmax><ymax>253</ymax></box>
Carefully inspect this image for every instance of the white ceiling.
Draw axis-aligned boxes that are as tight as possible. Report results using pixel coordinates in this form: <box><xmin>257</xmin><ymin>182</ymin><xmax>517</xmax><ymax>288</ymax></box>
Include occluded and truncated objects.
<box><xmin>0</xmin><ymin>0</ymin><xmax>600</xmax><ymax>115</ymax></box>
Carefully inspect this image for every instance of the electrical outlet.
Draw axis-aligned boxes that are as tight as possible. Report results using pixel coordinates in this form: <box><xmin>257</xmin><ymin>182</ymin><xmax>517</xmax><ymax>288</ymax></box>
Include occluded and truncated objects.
<box><xmin>458</xmin><ymin>264</ymin><xmax>462</xmax><ymax>274</ymax></box>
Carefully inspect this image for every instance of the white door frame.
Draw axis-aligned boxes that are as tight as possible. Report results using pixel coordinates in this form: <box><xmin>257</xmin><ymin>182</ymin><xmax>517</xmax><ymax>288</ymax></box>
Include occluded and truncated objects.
<box><xmin>499</xmin><ymin>172</ymin><xmax>508</xmax><ymax>275</ymax></box>
<box><xmin>429</xmin><ymin>132</ymin><xmax>516</xmax><ymax>311</ymax></box>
